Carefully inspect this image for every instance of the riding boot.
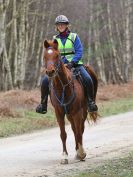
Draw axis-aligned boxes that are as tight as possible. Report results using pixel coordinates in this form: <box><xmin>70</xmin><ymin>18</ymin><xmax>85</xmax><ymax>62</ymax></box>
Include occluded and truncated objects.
<box><xmin>36</xmin><ymin>76</ymin><xmax>49</xmax><ymax>114</ymax></box>
<box><xmin>87</xmin><ymin>97</ymin><xmax>98</xmax><ymax>112</ymax></box>
<box><xmin>36</xmin><ymin>94</ymin><xmax>48</xmax><ymax>114</ymax></box>
<box><xmin>85</xmin><ymin>83</ymin><xmax>98</xmax><ymax>112</ymax></box>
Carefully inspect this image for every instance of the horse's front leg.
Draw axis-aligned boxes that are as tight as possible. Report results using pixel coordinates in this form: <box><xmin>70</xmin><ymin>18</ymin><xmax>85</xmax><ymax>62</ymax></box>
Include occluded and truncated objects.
<box><xmin>74</xmin><ymin>111</ymin><xmax>86</xmax><ymax>161</ymax></box>
<box><xmin>55</xmin><ymin>111</ymin><xmax>68</xmax><ymax>164</ymax></box>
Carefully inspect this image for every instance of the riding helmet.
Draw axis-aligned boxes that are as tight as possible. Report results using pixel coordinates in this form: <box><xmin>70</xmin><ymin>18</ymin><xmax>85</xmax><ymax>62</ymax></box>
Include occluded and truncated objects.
<box><xmin>55</xmin><ymin>15</ymin><xmax>69</xmax><ymax>24</ymax></box>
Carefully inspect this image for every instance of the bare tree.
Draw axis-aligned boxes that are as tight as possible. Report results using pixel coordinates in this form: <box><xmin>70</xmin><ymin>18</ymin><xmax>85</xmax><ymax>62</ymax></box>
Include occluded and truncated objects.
<box><xmin>0</xmin><ymin>0</ymin><xmax>133</xmax><ymax>91</ymax></box>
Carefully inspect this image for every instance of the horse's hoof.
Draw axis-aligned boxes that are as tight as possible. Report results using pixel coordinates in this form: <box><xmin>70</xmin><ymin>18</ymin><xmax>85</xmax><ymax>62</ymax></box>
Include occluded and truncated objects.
<box><xmin>75</xmin><ymin>154</ymin><xmax>80</xmax><ymax>160</ymax></box>
<box><xmin>60</xmin><ymin>159</ymin><xmax>68</xmax><ymax>164</ymax></box>
<box><xmin>75</xmin><ymin>152</ymin><xmax>86</xmax><ymax>161</ymax></box>
<box><xmin>80</xmin><ymin>152</ymin><xmax>86</xmax><ymax>160</ymax></box>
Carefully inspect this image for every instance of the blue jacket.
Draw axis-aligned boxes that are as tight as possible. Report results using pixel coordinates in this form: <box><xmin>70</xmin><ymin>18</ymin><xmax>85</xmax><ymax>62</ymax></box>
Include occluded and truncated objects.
<box><xmin>56</xmin><ymin>32</ymin><xmax>83</xmax><ymax>64</ymax></box>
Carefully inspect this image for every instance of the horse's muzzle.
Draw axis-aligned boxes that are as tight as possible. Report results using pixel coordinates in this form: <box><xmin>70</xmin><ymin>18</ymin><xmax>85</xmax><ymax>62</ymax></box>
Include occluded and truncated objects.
<box><xmin>46</xmin><ymin>69</ymin><xmax>55</xmax><ymax>77</ymax></box>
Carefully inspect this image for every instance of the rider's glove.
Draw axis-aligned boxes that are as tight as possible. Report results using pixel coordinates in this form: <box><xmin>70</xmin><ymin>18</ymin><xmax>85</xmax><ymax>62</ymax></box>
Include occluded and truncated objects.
<box><xmin>67</xmin><ymin>62</ymin><xmax>75</xmax><ymax>70</ymax></box>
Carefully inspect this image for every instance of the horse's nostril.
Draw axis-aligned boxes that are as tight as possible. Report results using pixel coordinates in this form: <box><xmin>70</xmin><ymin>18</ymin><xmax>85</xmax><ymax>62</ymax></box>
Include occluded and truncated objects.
<box><xmin>51</xmin><ymin>70</ymin><xmax>55</xmax><ymax>74</ymax></box>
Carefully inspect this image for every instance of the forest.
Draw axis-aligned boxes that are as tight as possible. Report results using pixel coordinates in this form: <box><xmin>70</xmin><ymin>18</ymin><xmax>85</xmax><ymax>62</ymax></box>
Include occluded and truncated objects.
<box><xmin>0</xmin><ymin>0</ymin><xmax>133</xmax><ymax>91</ymax></box>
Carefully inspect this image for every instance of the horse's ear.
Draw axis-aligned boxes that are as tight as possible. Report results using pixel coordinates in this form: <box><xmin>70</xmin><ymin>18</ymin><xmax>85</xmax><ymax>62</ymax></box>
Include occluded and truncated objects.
<box><xmin>53</xmin><ymin>39</ymin><xmax>58</xmax><ymax>50</ymax></box>
<box><xmin>44</xmin><ymin>40</ymin><xmax>50</xmax><ymax>49</ymax></box>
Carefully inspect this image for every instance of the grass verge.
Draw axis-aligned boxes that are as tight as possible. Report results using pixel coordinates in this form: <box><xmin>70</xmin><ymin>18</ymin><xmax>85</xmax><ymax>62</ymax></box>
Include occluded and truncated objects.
<box><xmin>70</xmin><ymin>152</ymin><xmax>133</xmax><ymax>177</ymax></box>
<box><xmin>0</xmin><ymin>97</ymin><xmax>133</xmax><ymax>137</ymax></box>
<box><xmin>0</xmin><ymin>109</ymin><xmax>57</xmax><ymax>137</ymax></box>
<box><xmin>99</xmin><ymin>97</ymin><xmax>133</xmax><ymax>117</ymax></box>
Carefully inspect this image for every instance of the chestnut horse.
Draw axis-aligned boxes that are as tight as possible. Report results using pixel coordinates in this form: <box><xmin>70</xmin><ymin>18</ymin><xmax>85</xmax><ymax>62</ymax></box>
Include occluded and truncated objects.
<box><xmin>43</xmin><ymin>39</ymin><xmax>98</xmax><ymax>164</ymax></box>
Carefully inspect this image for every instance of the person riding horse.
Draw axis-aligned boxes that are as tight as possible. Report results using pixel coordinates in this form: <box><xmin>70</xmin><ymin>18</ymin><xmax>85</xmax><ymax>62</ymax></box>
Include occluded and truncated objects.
<box><xmin>36</xmin><ymin>15</ymin><xmax>98</xmax><ymax>114</ymax></box>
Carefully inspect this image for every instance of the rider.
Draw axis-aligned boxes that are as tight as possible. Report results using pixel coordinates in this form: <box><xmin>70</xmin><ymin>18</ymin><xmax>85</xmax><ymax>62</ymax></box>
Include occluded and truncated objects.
<box><xmin>36</xmin><ymin>15</ymin><xmax>98</xmax><ymax>114</ymax></box>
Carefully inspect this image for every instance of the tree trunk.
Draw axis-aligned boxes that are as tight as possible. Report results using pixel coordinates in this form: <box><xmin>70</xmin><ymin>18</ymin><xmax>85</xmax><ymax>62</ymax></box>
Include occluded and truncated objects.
<box><xmin>124</xmin><ymin>0</ymin><xmax>132</xmax><ymax>82</ymax></box>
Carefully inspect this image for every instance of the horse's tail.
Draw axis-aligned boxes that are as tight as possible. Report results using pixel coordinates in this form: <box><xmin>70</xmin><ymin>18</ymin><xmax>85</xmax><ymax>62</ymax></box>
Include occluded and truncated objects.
<box><xmin>88</xmin><ymin>112</ymin><xmax>100</xmax><ymax>123</ymax></box>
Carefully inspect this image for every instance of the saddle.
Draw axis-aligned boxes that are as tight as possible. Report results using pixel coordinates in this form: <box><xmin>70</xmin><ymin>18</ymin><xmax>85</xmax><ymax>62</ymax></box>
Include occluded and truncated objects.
<box><xmin>72</xmin><ymin>67</ymin><xmax>84</xmax><ymax>86</ymax></box>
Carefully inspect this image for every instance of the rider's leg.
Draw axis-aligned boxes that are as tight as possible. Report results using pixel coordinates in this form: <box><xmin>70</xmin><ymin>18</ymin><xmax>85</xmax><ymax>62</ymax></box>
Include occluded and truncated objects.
<box><xmin>36</xmin><ymin>75</ymin><xmax>49</xmax><ymax>114</ymax></box>
<box><xmin>77</xmin><ymin>65</ymin><xmax>98</xmax><ymax>112</ymax></box>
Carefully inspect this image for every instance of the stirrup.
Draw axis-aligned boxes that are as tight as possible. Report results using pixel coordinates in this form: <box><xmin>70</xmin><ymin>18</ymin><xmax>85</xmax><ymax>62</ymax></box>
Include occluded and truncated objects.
<box><xmin>88</xmin><ymin>102</ymin><xmax>98</xmax><ymax>113</ymax></box>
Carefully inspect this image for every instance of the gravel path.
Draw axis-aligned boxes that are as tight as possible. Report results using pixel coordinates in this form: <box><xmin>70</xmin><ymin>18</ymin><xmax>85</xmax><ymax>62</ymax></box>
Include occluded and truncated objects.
<box><xmin>0</xmin><ymin>112</ymin><xmax>133</xmax><ymax>177</ymax></box>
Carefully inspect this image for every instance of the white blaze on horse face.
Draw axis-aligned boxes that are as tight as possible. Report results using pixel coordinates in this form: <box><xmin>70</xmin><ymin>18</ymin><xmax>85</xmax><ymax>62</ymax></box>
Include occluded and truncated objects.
<box><xmin>47</xmin><ymin>49</ymin><xmax>53</xmax><ymax>54</ymax></box>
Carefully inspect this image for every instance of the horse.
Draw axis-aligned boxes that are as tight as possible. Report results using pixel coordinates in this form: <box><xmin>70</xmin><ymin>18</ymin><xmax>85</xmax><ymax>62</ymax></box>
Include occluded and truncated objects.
<box><xmin>43</xmin><ymin>39</ymin><xmax>98</xmax><ymax>164</ymax></box>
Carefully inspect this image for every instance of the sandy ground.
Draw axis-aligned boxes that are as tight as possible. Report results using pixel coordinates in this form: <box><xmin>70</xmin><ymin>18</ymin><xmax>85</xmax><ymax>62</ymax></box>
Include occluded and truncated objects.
<box><xmin>0</xmin><ymin>112</ymin><xmax>133</xmax><ymax>177</ymax></box>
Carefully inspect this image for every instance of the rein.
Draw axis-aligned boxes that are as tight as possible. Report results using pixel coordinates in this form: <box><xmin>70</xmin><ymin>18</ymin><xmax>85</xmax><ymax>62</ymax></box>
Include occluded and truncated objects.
<box><xmin>50</xmin><ymin>72</ymin><xmax>75</xmax><ymax>114</ymax></box>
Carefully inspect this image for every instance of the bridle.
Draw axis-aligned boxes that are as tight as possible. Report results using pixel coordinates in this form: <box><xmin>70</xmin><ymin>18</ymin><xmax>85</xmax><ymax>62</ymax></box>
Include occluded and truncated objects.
<box><xmin>45</xmin><ymin>47</ymin><xmax>61</xmax><ymax>79</ymax></box>
<box><xmin>46</xmin><ymin>59</ymin><xmax>61</xmax><ymax>78</ymax></box>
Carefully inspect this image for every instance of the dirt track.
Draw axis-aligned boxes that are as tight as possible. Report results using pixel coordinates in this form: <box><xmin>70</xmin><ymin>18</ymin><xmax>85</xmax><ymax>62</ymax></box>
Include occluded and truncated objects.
<box><xmin>0</xmin><ymin>112</ymin><xmax>133</xmax><ymax>177</ymax></box>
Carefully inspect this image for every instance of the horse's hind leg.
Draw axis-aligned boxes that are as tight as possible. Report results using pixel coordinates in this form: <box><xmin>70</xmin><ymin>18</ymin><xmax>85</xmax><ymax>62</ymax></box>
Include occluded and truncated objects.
<box><xmin>56</xmin><ymin>112</ymin><xmax>68</xmax><ymax>164</ymax></box>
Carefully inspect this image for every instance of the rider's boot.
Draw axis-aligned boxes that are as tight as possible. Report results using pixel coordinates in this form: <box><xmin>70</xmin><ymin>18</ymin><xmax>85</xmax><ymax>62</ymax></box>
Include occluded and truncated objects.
<box><xmin>36</xmin><ymin>76</ymin><xmax>49</xmax><ymax>114</ymax></box>
<box><xmin>87</xmin><ymin>97</ymin><xmax>98</xmax><ymax>112</ymax></box>
<box><xmin>36</xmin><ymin>94</ymin><xmax>48</xmax><ymax>114</ymax></box>
<box><xmin>85</xmin><ymin>82</ymin><xmax>98</xmax><ymax>112</ymax></box>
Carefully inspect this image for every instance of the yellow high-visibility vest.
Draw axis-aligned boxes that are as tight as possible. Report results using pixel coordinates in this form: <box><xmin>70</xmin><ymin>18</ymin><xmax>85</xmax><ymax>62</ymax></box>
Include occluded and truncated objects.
<box><xmin>53</xmin><ymin>33</ymin><xmax>83</xmax><ymax>64</ymax></box>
